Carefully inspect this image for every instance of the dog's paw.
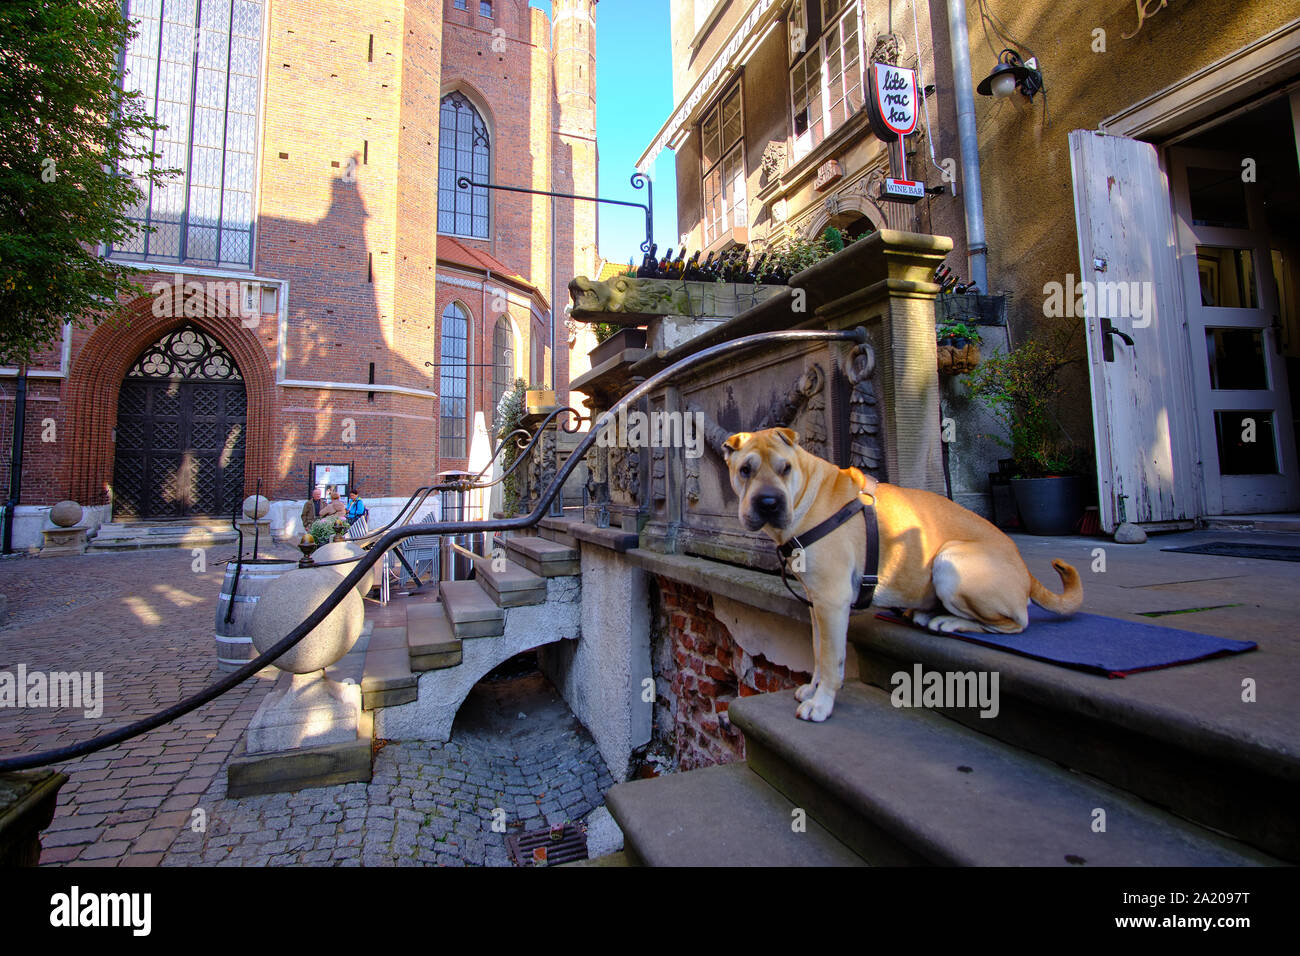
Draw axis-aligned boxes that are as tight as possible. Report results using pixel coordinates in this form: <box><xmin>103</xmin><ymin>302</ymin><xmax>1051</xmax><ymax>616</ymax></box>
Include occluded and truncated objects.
<box><xmin>920</xmin><ymin>613</ymin><xmax>987</xmax><ymax>634</ymax></box>
<box><xmin>794</xmin><ymin>682</ymin><xmax>818</xmax><ymax>702</ymax></box>
<box><xmin>795</xmin><ymin>694</ymin><xmax>835</xmax><ymax>722</ymax></box>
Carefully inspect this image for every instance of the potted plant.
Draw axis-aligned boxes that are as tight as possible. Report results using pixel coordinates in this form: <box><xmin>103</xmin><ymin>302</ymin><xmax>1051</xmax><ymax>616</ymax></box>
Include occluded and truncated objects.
<box><xmin>493</xmin><ymin>379</ymin><xmax>528</xmax><ymax>516</ymax></box>
<box><xmin>937</xmin><ymin>321</ymin><xmax>983</xmax><ymax>375</ymax></box>
<box><xmin>588</xmin><ymin>321</ymin><xmax>647</xmax><ymax>367</ymax></box>
<box><xmin>964</xmin><ymin>328</ymin><xmax>1090</xmax><ymax>534</ymax></box>
<box><xmin>308</xmin><ymin>519</ymin><xmax>336</xmax><ymax>547</ymax></box>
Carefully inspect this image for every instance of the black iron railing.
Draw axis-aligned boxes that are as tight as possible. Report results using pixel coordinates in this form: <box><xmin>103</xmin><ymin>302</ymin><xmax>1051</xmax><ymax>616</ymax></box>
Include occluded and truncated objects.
<box><xmin>0</xmin><ymin>327</ymin><xmax>866</xmax><ymax>772</ymax></box>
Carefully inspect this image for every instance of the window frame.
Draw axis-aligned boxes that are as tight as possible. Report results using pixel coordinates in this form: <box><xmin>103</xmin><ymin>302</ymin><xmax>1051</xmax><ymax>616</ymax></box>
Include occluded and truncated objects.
<box><xmin>492</xmin><ymin>316</ymin><xmax>514</xmax><ymax>409</ymax></box>
<box><xmin>789</xmin><ymin>0</ymin><xmax>865</xmax><ymax>162</ymax></box>
<box><xmin>479</xmin><ymin>1</ymin><xmax>493</xmax><ymax>18</ymax></box>
<box><xmin>699</xmin><ymin>82</ymin><xmax>746</xmax><ymax>248</ymax></box>
<box><xmin>454</xmin><ymin>0</ymin><xmax>467</xmax><ymax>9</ymax></box>
<box><xmin>107</xmin><ymin>0</ymin><xmax>267</xmax><ymax>271</ymax></box>
<box><xmin>439</xmin><ymin>302</ymin><xmax>471</xmax><ymax>460</ymax></box>
<box><xmin>437</xmin><ymin>91</ymin><xmax>492</xmax><ymax>240</ymax></box>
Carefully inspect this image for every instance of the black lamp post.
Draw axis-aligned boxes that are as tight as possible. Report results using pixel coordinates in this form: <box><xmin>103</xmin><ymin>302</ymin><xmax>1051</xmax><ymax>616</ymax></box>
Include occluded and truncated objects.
<box><xmin>455</xmin><ymin>172</ymin><xmax>655</xmax><ymax>391</ymax></box>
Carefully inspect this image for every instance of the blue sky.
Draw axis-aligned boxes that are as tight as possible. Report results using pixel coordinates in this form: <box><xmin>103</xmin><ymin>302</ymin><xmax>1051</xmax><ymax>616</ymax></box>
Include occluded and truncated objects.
<box><xmin>531</xmin><ymin>1</ymin><xmax>679</xmax><ymax>267</ymax></box>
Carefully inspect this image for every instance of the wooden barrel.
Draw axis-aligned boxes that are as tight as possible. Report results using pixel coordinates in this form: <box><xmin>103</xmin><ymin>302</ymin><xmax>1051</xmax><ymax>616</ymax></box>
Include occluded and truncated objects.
<box><xmin>214</xmin><ymin>559</ymin><xmax>298</xmax><ymax>672</ymax></box>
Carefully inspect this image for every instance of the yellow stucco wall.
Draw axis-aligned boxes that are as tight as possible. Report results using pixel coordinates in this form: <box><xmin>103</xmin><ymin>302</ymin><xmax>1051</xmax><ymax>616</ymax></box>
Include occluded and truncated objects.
<box><xmin>970</xmin><ymin>1</ymin><xmax>1297</xmax><ymax>436</ymax></box>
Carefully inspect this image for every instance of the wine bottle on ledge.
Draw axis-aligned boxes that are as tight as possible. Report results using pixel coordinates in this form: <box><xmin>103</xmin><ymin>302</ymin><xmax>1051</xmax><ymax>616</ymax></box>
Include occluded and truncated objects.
<box><xmin>637</xmin><ymin>243</ymin><xmax>658</xmax><ymax>278</ymax></box>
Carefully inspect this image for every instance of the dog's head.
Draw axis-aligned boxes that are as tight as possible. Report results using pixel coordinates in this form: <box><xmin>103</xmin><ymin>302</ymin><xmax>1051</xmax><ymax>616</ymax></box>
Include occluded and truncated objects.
<box><xmin>722</xmin><ymin>428</ymin><xmax>804</xmax><ymax>533</ymax></box>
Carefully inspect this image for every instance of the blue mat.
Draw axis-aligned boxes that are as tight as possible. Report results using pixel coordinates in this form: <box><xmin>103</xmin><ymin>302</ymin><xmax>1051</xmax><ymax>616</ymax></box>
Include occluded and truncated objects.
<box><xmin>880</xmin><ymin>605</ymin><xmax>1257</xmax><ymax>678</ymax></box>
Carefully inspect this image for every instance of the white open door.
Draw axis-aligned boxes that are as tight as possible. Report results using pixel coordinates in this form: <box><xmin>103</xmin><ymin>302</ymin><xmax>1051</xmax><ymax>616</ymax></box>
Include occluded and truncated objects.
<box><xmin>1068</xmin><ymin>130</ymin><xmax>1201</xmax><ymax>531</ymax></box>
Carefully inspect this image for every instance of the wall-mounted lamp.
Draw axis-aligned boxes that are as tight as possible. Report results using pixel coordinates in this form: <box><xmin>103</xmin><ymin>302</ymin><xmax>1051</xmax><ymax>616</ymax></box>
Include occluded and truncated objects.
<box><xmin>976</xmin><ymin>49</ymin><xmax>1042</xmax><ymax>101</ymax></box>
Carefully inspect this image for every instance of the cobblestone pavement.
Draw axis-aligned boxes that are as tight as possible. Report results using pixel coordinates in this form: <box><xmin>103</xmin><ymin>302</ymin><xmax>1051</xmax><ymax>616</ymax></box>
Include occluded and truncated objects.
<box><xmin>0</xmin><ymin>546</ymin><xmax>285</xmax><ymax>865</ymax></box>
<box><xmin>1</xmin><ymin>549</ymin><xmax>614</xmax><ymax>866</ymax></box>
<box><xmin>164</xmin><ymin>672</ymin><xmax>615</xmax><ymax>866</ymax></box>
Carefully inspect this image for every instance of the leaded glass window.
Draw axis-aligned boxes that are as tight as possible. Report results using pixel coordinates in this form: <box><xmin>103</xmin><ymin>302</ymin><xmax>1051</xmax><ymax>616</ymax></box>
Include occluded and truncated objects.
<box><xmin>493</xmin><ymin>317</ymin><xmax>513</xmax><ymax>408</ymax></box>
<box><xmin>440</xmin><ymin>303</ymin><xmax>470</xmax><ymax>460</ymax></box>
<box><xmin>438</xmin><ymin>92</ymin><xmax>491</xmax><ymax>238</ymax></box>
<box><xmin>109</xmin><ymin>0</ymin><xmax>265</xmax><ymax>269</ymax></box>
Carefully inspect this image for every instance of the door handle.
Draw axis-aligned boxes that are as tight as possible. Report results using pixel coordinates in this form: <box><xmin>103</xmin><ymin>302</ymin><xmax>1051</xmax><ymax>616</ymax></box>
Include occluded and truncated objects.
<box><xmin>1101</xmin><ymin>317</ymin><xmax>1135</xmax><ymax>363</ymax></box>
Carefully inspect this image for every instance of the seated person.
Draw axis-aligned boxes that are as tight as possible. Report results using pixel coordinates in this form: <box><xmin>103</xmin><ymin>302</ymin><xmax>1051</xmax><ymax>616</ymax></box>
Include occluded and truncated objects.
<box><xmin>319</xmin><ymin>488</ymin><xmax>347</xmax><ymax>520</ymax></box>
<box><xmin>346</xmin><ymin>489</ymin><xmax>366</xmax><ymax>525</ymax></box>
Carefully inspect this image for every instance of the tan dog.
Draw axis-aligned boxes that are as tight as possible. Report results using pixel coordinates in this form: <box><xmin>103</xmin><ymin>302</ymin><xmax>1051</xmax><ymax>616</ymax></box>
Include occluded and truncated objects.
<box><xmin>723</xmin><ymin>428</ymin><xmax>1082</xmax><ymax>722</ymax></box>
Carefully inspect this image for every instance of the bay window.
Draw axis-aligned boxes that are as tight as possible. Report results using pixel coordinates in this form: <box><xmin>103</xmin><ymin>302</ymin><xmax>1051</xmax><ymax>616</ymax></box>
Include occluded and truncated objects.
<box><xmin>701</xmin><ymin>84</ymin><xmax>746</xmax><ymax>247</ymax></box>
<box><xmin>790</xmin><ymin>0</ymin><xmax>864</xmax><ymax>160</ymax></box>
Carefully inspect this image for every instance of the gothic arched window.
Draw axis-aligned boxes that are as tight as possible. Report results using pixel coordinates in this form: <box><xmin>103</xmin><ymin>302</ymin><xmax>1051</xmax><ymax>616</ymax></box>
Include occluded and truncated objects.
<box><xmin>440</xmin><ymin>303</ymin><xmax>470</xmax><ymax>459</ymax></box>
<box><xmin>438</xmin><ymin>92</ymin><xmax>490</xmax><ymax>238</ymax></box>
<box><xmin>493</xmin><ymin>316</ymin><xmax>514</xmax><ymax>409</ymax></box>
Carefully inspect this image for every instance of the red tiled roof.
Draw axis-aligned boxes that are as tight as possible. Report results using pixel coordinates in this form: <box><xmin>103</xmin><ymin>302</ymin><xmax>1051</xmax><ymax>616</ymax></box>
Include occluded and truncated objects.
<box><xmin>437</xmin><ymin>236</ymin><xmax>545</xmax><ymax>304</ymax></box>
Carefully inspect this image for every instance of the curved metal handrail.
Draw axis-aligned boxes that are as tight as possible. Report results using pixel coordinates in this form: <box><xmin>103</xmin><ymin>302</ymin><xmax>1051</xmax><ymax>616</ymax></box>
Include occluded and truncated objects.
<box><xmin>317</xmin><ymin>407</ymin><xmax>587</xmax><ymax>567</ymax></box>
<box><xmin>0</xmin><ymin>327</ymin><xmax>866</xmax><ymax>771</ymax></box>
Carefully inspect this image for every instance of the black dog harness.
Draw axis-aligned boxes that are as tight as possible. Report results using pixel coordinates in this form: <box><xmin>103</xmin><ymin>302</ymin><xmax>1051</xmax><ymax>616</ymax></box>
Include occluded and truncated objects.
<box><xmin>776</xmin><ymin>496</ymin><xmax>880</xmax><ymax>611</ymax></box>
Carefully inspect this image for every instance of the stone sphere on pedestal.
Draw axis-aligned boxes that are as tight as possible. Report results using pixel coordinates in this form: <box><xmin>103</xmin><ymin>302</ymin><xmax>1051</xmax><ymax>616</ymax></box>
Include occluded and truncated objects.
<box><xmin>243</xmin><ymin>494</ymin><xmax>270</xmax><ymax>520</ymax></box>
<box><xmin>49</xmin><ymin>501</ymin><xmax>83</xmax><ymax>528</ymax></box>
<box><xmin>249</xmin><ymin>566</ymin><xmax>364</xmax><ymax>674</ymax></box>
<box><xmin>312</xmin><ymin>540</ymin><xmax>379</xmax><ymax>600</ymax></box>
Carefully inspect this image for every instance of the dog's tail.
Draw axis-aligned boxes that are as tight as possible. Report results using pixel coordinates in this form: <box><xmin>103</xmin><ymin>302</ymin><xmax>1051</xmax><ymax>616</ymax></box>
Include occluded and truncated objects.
<box><xmin>1029</xmin><ymin>559</ymin><xmax>1083</xmax><ymax>617</ymax></box>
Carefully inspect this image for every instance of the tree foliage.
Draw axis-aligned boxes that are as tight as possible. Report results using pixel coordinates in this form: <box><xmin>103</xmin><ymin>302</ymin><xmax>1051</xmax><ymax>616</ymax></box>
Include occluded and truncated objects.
<box><xmin>0</xmin><ymin>0</ymin><xmax>174</xmax><ymax>366</ymax></box>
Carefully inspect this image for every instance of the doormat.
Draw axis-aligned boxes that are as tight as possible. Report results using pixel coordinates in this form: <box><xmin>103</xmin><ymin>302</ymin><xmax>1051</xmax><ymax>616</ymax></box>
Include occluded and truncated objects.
<box><xmin>1160</xmin><ymin>542</ymin><xmax>1300</xmax><ymax>562</ymax></box>
<box><xmin>877</xmin><ymin>605</ymin><xmax>1257</xmax><ymax>678</ymax></box>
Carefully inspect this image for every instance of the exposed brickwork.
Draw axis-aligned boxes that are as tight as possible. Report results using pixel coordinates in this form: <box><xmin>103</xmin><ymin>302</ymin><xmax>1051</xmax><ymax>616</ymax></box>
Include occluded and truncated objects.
<box><xmin>652</xmin><ymin>577</ymin><xmax>811</xmax><ymax>771</ymax></box>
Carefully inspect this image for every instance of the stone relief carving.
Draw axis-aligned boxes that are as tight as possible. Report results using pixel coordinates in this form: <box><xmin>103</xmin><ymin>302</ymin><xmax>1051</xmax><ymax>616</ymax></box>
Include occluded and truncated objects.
<box><xmin>651</xmin><ymin>446</ymin><xmax>666</xmax><ymax>503</ymax></box>
<box><xmin>846</xmin><ymin>342</ymin><xmax>885</xmax><ymax>478</ymax></box>
<box><xmin>760</xmin><ymin>141</ymin><xmax>786</xmax><ymax>179</ymax></box>
<box><xmin>681</xmin><ymin>364</ymin><xmax>827</xmax><ymax>501</ymax></box>
<box><xmin>569</xmin><ymin>275</ymin><xmax>678</xmax><ymax>315</ymax></box>
<box><xmin>871</xmin><ymin>33</ymin><xmax>903</xmax><ymax>65</ymax></box>
<box><xmin>609</xmin><ymin>446</ymin><xmax>640</xmax><ymax>502</ymax></box>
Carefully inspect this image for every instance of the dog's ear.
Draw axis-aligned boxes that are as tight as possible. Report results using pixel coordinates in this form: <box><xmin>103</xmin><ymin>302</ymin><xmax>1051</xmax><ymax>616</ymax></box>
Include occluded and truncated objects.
<box><xmin>774</xmin><ymin>427</ymin><xmax>800</xmax><ymax>448</ymax></box>
<box><xmin>722</xmin><ymin>432</ymin><xmax>751</xmax><ymax>464</ymax></box>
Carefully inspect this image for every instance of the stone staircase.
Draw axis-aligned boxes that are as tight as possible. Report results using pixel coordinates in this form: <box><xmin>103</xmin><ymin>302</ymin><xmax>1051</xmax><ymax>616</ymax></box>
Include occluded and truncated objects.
<box><xmin>89</xmin><ymin>519</ymin><xmax>240</xmax><ymax>551</ymax></box>
<box><xmin>607</xmin><ymin>614</ymin><xmax>1297</xmax><ymax>866</ymax></box>
<box><xmin>363</xmin><ymin>521</ymin><xmax>584</xmax><ymax>742</ymax></box>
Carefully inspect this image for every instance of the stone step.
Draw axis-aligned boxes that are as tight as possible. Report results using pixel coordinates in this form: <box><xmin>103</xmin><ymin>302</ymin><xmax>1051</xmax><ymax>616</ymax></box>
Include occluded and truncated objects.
<box><xmin>729</xmin><ymin>681</ymin><xmax>1277</xmax><ymax>866</ymax></box>
<box><xmin>1202</xmin><ymin>514</ymin><xmax>1300</xmax><ymax>534</ymax></box>
<box><xmin>438</xmin><ymin>579</ymin><xmax>505</xmax><ymax>638</ymax></box>
<box><xmin>506</xmin><ymin>535</ymin><xmax>580</xmax><ymax>577</ymax></box>
<box><xmin>89</xmin><ymin>524</ymin><xmax>239</xmax><ymax>550</ymax></box>
<box><xmin>537</xmin><ymin>517</ymin><xmax>579</xmax><ymax>549</ymax></box>
<box><xmin>606</xmin><ymin>761</ymin><xmax>864</xmax><ymax>867</ymax></box>
<box><xmin>360</xmin><ymin>626</ymin><xmax>418</xmax><ymax>710</ymax></box>
<box><xmin>405</xmin><ymin>602</ymin><xmax>462</xmax><ymax>671</ymax></box>
<box><xmin>848</xmin><ymin>616</ymin><xmax>1300</xmax><ymax>861</ymax></box>
<box><xmin>473</xmin><ymin>557</ymin><xmax>547</xmax><ymax>607</ymax></box>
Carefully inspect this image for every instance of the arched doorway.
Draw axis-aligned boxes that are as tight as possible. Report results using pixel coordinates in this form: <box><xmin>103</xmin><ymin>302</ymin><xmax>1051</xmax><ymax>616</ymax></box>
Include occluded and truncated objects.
<box><xmin>112</xmin><ymin>325</ymin><xmax>247</xmax><ymax>520</ymax></box>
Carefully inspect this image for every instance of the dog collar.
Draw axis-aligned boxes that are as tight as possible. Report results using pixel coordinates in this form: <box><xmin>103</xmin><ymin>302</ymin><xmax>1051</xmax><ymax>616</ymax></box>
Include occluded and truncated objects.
<box><xmin>777</xmin><ymin>496</ymin><xmax>880</xmax><ymax>610</ymax></box>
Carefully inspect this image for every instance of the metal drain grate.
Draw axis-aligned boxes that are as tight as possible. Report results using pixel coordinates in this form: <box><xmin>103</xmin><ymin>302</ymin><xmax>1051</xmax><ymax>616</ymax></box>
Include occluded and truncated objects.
<box><xmin>506</xmin><ymin>823</ymin><xmax>588</xmax><ymax>867</ymax></box>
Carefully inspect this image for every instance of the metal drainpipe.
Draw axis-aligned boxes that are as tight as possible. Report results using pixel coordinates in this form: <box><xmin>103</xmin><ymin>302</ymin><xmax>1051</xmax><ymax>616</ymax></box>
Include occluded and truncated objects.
<box><xmin>945</xmin><ymin>0</ymin><xmax>989</xmax><ymax>292</ymax></box>
<box><xmin>2</xmin><ymin>367</ymin><xmax>27</xmax><ymax>555</ymax></box>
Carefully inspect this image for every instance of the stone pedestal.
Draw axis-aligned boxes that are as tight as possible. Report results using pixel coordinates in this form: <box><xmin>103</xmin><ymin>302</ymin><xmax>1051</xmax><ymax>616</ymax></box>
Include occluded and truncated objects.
<box><xmin>39</xmin><ymin>527</ymin><xmax>88</xmax><ymax>557</ymax></box>
<box><xmin>246</xmin><ymin>672</ymin><xmax>361</xmax><ymax>753</ymax></box>
<box><xmin>235</xmin><ymin>517</ymin><xmax>272</xmax><ymax>540</ymax></box>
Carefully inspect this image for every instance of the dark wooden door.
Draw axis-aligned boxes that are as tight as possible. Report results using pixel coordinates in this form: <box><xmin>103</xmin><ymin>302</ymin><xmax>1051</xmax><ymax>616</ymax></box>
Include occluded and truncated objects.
<box><xmin>112</xmin><ymin>326</ymin><xmax>247</xmax><ymax>520</ymax></box>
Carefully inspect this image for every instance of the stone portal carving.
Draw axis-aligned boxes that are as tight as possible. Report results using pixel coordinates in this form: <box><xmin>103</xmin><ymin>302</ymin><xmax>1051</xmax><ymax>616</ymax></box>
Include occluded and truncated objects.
<box><xmin>847</xmin><ymin>342</ymin><xmax>884</xmax><ymax>477</ymax></box>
